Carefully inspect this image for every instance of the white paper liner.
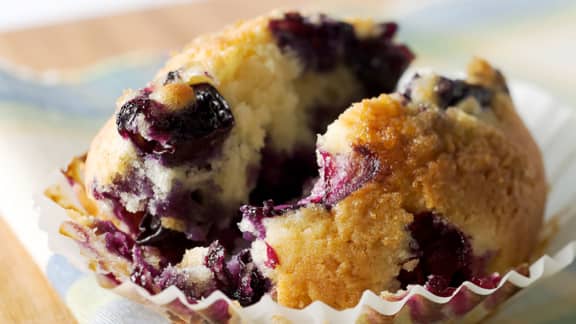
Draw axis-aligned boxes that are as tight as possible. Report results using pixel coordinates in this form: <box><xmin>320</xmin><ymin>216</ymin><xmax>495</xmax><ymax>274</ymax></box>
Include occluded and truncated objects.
<box><xmin>36</xmin><ymin>81</ymin><xmax>576</xmax><ymax>323</ymax></box>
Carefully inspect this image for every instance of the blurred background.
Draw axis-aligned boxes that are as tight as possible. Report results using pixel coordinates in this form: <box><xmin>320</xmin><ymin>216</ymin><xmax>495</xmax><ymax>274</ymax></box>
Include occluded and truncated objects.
<box><xmin>0</xmin><ymin>0</ymin><xmax>575</xmax><ymax>323</ymax></box>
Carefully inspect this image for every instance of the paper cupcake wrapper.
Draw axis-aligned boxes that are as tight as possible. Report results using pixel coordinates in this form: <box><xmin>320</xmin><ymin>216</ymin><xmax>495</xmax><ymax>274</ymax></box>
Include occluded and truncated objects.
<box><xmin>37</xmin><ymin>81</ymin><xmax>576</xmax><ymax>323</ymax></box>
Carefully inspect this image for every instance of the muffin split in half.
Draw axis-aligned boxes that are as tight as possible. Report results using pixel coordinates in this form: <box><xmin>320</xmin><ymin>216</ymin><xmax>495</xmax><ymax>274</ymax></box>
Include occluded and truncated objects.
<box><xmin>48</xmin><ymin>11</ymin><xmax>545</xmax><ymax>320</ymax></box>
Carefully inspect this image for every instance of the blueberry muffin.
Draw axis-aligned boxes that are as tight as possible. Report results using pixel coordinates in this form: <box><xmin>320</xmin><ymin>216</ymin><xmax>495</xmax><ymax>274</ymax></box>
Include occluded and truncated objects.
<box><xmin>47</xmin><ymin>10</ymin><xmax>546</xmax><ymax>321</ymax></box>
<box><xmin>241</xmin><ymin>58</ymin><xmax>546</xmax><ymax>309</ymax></box>
<box><xmin>50</xmin><ymin>11</ymin><xmax>413</xmax><ymax>309</ymax></box>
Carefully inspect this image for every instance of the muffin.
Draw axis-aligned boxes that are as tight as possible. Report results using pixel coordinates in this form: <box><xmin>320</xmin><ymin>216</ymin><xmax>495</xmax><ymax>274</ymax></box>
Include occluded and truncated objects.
<box><xmin>49</xmin><ymin>10</ymin><xmax>413</xmax><ymax>309</ymax></box>
<box><xmin>241</xmin><ymin>58</ymin><xmax>546</xmax><ymax>309</ymax></box>
<box><xmin>46</xmin><ymin>10</ymin><xmax>546</xmax><ymax>322</ymax></box>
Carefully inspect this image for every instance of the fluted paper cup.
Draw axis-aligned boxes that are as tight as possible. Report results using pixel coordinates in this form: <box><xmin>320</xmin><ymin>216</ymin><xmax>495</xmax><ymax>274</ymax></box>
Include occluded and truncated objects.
<box><xmin>37</xmin><ymin>81</ymin><xmax>576</xmax><ymax>323</ymax></box>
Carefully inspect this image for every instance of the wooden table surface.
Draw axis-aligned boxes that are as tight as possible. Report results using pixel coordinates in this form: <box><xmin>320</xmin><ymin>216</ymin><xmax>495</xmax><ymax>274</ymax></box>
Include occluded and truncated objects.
<box><xmin>0</xmin><ymin>219</ymin><xmax>76</xmax><ymax>323</ymax></box>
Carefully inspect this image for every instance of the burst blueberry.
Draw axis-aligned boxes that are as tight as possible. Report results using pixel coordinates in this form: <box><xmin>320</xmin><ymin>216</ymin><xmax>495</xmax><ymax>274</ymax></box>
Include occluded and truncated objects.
<box><xmin>397</xmin><ymin>212</ymin><xmax>484</xmax><ymax>296</ymax></box>
<box><xmin>269</xmin><ymin>12</ymin><xmax>414</xmax><ymax>95</ymax></box>
<box><xmin>434</xmin><ymin>77</ymin><xmax>493</xmax><ymax>109</ymax></box>
<box><xmin>116</xmin><ymin>83</ymin><xmax>234</xmax><ymax>165</ymax></box>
